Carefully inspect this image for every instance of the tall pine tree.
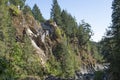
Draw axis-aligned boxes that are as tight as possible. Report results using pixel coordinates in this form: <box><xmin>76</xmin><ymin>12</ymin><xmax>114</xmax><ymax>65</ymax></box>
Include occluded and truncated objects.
<box><xmin>77</xmin><ymin>21</ymin><xmax>92</xmax><ymax>47</ymax></box>
<box><xmin>32</xmin><ymin>4</ymin><xmax>45</xmax><ymax>22</ymax></box>
<box><xmin>51</xmin><ymin>0</ymin><xmax>62</xmax><ymax>26</ymax></box>
<box><xmin>61</xmin><ymin>10</ymin><xmax>78</xmax><ymax>38</ymax></box>
<box><xmin>108</xmin><ymin>0</ymin><xmax>120</xmax><ymax>79</ymax></box>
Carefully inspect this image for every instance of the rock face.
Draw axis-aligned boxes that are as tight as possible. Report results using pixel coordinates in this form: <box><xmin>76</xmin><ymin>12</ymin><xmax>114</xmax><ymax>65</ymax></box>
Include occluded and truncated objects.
<box><xmin>12</xmin><ymin>12</ymin><xmax>57</xmax><ymax>67</ymax></box>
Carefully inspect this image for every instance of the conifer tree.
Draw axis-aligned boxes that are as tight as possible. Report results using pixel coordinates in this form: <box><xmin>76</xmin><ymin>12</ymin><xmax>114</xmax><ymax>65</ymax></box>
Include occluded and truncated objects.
<box><xmin>53</xmin><ymin>42</ymin><xmax>75</xmax><ymax>78</ymax></box>
<box><xmin>23</xmin><ymin>5</ymin><xmax>33</xmax><ymax>15</ymax></box>
<box><xmin>77</xmin><ymin>21</ymin><xmax>92</xmax><ymax>47</ymax></box>
<box><xmin>61</xmin><ymin>10</ymin><xmax>78</xmax><ymax>38</ymax></box>
<box><xmin>51</xmin><ymin>0</ymin><xmax>62</xmax><ymax>26</ymax></box>
<box><xmin>108</xmin><ymin>0</ymin><xmax>120</xmax><ymax>79</ymax></box>
<box><xmin>32</xmin><ymin>4</ymin><xmax>45</xmax><ymax>22</ymax></box>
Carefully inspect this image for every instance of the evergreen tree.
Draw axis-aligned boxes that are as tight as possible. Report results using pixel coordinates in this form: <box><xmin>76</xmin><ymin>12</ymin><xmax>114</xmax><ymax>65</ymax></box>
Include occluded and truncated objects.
<box><xmin>51</xmin><ymin>0</ymin><xmax>62</xmax><ymax>26</ymax></box>
<box><xmin>108</xmin><ymin>0</ymin><xmax>120</xmax><ymax>79</ymax></box>
<box><xmin>23</xmin><ymin>5</ymin><xmax>33</xmax><ymax>15</ymax></box>
<box><xmin>99</xmin><ymin>35</ymin><xmax>113</xmax><ymax>62</ymax></box>
<box><xmin>62</xmin><ymin>46</ymin><xmax>75</xmax><ymax>78</ymax></box>
<box><xmin>61</xmin><ymin>10</ymin><xmax>68</xmax><ymax>32</ymax></box>
<box><xmin>61</xmin><ymin>10</ymin><xmax>78</xmax><ymax>38</ymax></box>
<box><xmin>53</xmin><ymin>41</ymin><xmax>75</xmax><ymax>78</ymax></box>
<box><xmin>32</xmin><ymin>4</ymin><xmax>45</xmax><ymax>22</ymax></box>
<box><xmin>77</xmin><ymin>21</ymin><xmax>93</xmax><ymax>48</ymax></box>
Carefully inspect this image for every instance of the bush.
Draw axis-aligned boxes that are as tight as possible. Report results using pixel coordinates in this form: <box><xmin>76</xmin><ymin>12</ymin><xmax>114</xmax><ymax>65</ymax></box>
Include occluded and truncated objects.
<box><xmin>55</xmin><ymin>27</ymin><xmax>62</xmax><ymax>39</ymax></box>
<box><xmin>9</xmin><ymin>4</ymin><xmax>21</xmax><ymax>15</ymax></box>
<box><xmin>46</xmin><ymin>56</ymin><xmax>62</xmax><ymax>76</ymax></box>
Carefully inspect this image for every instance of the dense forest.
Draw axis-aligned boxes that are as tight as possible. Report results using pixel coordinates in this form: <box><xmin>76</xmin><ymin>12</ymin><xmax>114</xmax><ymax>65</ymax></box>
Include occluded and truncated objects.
<box><xmin>0</xmin><ymin>0</ymin><xmax>119</xmax><ymax>80</ymax></box>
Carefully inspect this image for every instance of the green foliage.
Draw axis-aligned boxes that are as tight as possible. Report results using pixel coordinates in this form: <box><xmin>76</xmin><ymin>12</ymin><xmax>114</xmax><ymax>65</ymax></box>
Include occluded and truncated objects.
<box><xmin>90</xmin><ymin>42</ymin><xmax>103</xmax><ymax>63</ymax></box>
<box><xmin>0</xmin><ymin>31</ymin><xmax>4</xmax><ymax>41</ymax></box>
<box><xmin>94</xmin><ymin>71</ymin><xmax>104</xmax><ymax>80</ymax></box>
<box><xmin>51</xmin><ymin>0</ymin><xmax>62</xmax><ymax>26</ymax></box>
<box><xmin>10</xmin><ymin>43</ymin><xmax>26</xmax><ymax>78</ymax></box>
<box><xmin>7</xmin><ymin>36</ymin><xmax>44</xmax><ymax>79</ymax></box>
<box><xmin>32</xmin><ymin>4</ymin><xmax>45</xmax><ymax>22</ymax></box>
<box><xmin>62</xmin><ymin>46</ymin><xmax>75</xmax><ymax>78</ymax></box>
<box><xmin>77</xmin><ymin>20</ymin><xmax>93</xmax><ymax>47</ymax></box>
<box><xmin>0</xmin><ymin>56</ymin><xmax>11</xmax><ymax>79</ymax></box>
<box><xmin>46</xmin><ymin>56</ymin><xmax>62</xmax><ymax>76</ymax></box>
<box><xmin>52</xmin><ymin>41</ymin><xmax>76</xmax><ymax>78</ymax></box>
<box><xmin>99</xmin><ymin>37</ymin><xmax>113</xmax><ymax>62</ymax></box>
<box><xmin>0</xmin><ymin>1</ymin><xmax>44</xmax><ymax>78</ymax></box>
<box><xmin>9</xmin><ymin>4</ymin><xmax>21</xmax><ymax>15</ymax></box>
<box><xmin>9</xmin><ymin>0</ymin><xmax>26</xmax><ymax>9</ymax></box>
<box><xmin>100</xmin><ymin>0</ymin><xmax>120</xmax><ymax>79</ymax></box>
<box><xmin>55</xmin><ymin>27</ymin><xmax>62</xmax><ymax>39</ymax></box>
<box><xmin>0</xmin><ymin>0</ymin><xmax>16</xmax><ymax>55</ymax></box>
<box><xmin>61</xmin><ymin>10</ymin><xmax>78</xmax><ymax>37</ymax></box>
<box><xmin>22</xmin><ymin>36</ymin><xmax>44</xmax><ymax>77</ymax></box>
<box><xmin>23</xmin><ymin>5</ymin><xmax>33</xmax><ymax>15</ymax></box>
<box><xmin>0</xmin><ymin>1</ymin><xmax>19</xmax><ymax>79</ymax></box>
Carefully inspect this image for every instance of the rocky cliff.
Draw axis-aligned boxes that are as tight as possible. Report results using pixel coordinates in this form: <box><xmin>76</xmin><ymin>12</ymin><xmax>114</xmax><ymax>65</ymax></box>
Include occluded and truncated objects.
<box><xmin>9</xmin><ymin>5</ymin><xmax>102</xmax><ymax>79</ymax></box>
